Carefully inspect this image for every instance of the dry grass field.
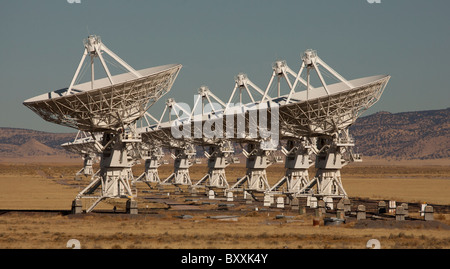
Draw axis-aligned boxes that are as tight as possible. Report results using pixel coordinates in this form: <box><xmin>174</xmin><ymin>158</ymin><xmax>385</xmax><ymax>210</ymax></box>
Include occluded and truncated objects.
<box><xmin>0</xmin><ymin>157</ymin><xmax>449</xmax><ymax>249</ymax></box>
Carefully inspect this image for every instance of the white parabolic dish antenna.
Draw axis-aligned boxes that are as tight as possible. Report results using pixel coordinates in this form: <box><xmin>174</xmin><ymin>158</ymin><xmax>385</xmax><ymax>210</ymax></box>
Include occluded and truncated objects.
<box><xmin>23</xmin><ymin>35</ymin><xmax>182</xmax><ymax>213</ymax></box>
<box><xmin>23</xmin><ymin>35</ymin><xmax>181</xmax><ymax>133</ymax></box>
<box><xmin>23</xmin><ymin>36</ymin><xmax>391</xmax><ymax>212</ymax></box>
<box><xmin>137</xmin><ymin>49</ymin><xmax>390</xmax><ymax>196</ymax></box>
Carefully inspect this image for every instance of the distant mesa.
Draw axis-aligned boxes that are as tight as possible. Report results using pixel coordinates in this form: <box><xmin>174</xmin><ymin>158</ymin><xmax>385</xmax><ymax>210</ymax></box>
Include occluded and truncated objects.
<box><xmin>350</xmin><ymin>108</ymin><xmax>450</xmax><ymax>160</ymax></box>
<box><xmin>16</xmin><ymin>138</ymin><xmax>58</xmax><ymax>156</ymax></box>
<box><xmin>0</xmin><ymin>128</ymin><xmax>75</xmax><ymax>158</ymax></box>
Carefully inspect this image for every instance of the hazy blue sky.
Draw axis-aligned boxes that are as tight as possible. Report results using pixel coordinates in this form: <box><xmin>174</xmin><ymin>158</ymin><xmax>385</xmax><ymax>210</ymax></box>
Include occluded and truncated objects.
<box><xmin>1</xmin><ymin>0</ymin><xmax>449</xmax><ymax>133</ymax></box>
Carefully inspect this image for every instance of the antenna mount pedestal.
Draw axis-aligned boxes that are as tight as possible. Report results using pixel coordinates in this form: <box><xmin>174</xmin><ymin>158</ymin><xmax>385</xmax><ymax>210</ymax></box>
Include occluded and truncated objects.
<box><xmin>75</xmin><ymin>130</ymin><xmax>140</xmax><ymax>213</ymax></box>
<box><xmin>161</xmin><ymin>145</ymin><xmax>195</xmax><ymax>186</ymax></box>
<box><xmin>134</xmin><ymin>147</ymin><xmax>164</xmax><ymax>187</ymax></box>
<box><xmin>269</xmin><ymin>138</ymin><xmax>314</xmax><ymax>195</ymax></box>
<box><xmin>194</xmin><ymin>141</ymin><xmax>234</xmax><ymax>190</ymax></box>
<box><xmin>230</xmin><ymin>142</ymin><xmax>274</xmax><ymax>193</ymax></box>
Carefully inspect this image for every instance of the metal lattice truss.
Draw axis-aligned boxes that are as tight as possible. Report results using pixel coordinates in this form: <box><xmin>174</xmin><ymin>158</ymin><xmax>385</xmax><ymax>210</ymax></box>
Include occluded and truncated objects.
<box><xmin>279</xmin><ymin>75</ymin><xmax>390</xmax><ymax>139</ymax></box>
<box><xmin>136</xmin><ymin>49</ymin><xmax>390</xmax><ymax>197</ymax></box>
<box><xmin>24</xmin><ymin>65</ymin><xmax>181</xmax><ymax>133</ymax></box>
<box><xmin>61</xmin><ymin>130</ymin><xmax>103</xmax><ymax>155</ymax></box>
<box><xmin>23</xmin><ymin>35</ymin><xmax>181</xmax><ymax>133</ymax></box>
<box><xmin>141</xmin><ymin>90</ymin><xmax>280</xmax><ymax>150</ymax></box>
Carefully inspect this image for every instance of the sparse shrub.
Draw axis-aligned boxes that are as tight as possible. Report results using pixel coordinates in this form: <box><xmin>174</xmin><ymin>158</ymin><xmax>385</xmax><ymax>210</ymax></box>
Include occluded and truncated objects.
<box><xmin>245</xmin><ymin>211</ymin><xmax>259</xmax><ymax>217</ymax></box>
<box><xmin>259</xmin><ymin>232</ymin><xmax>269</xmax><ymax>239</ymax></box>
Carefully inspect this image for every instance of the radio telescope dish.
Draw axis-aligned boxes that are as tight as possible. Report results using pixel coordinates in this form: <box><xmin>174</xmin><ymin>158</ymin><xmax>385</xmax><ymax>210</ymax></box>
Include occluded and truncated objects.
<box><xmin>24</xmin><ymin>35</ymin><xmax>181</xmax><ymax>133</ymax></box>
<box><xmin>278</xmin><ymin>74</ymin><xmax>390</xmax><ymax>138</ymax></box>
<box><xmin>61</xmin><ymin>131</ymin><xmax>102</xmax><ymax>156</ymax></box>
<box><xmin>24</xmin><ymin>35</ymin><xmax>182</xmax><ymax>213</ymax></box>
<box><xmin>61</xmin><ymin>131</ymin><xmax>102</xmax><ymax>178</ymax></box>
<box><xmin>138</xmin><ymin>49</ymin><xmax>390</xmax><ymax>196</ymax></box>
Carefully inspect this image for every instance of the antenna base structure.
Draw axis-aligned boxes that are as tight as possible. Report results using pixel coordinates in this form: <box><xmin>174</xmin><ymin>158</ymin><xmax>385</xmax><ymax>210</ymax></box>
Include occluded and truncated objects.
<box><xmin>160</xmin><ymin>144</ymin><xmax>196</xmax><ymax>187</ymax></box>
<box><xmin>294</xmin><ymin>129</ymin><xmax>360</xmax><ymax>199</ymax></box>
<box><xmin>75</xmin><ymin>129</ymin><xmax>141</xmax><ymax>213</ymax></box>
<box><xmin>229</xmin><ymin>142</ymin><xmax>275</xmax><ymax>194</ymax></box>
<box><xmin>61</xmin><ymin>131</ymin><xmax>102</xmax><ymax>180</ymax></box>
<box><xmin>75</xmin><ymin>153</ymin><xmax>96</xmax><ymax>179</ymax></box>
<box><xmin>133</xmin><ymin>144</ymin><xmax>164</xmax><ymax>187</ymax></box>
<box><xmin>61</xmin><ymin>131</ymin><xmax>99</xmax><ymax>180</ymax></box>
<box><xmin>268</xmin><ymin>138</ymin><xmax>314</xmax><ymax>195</ymax></box>
<box><xmin>194</xmin><ymin>140</ymin><xmax>235</xmax><ymax>190</ymax></box>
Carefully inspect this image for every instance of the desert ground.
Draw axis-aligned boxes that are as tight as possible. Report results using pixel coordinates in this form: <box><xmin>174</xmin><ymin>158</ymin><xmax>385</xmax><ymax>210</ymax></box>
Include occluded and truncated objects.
<box><xmin>0</xmin><ymin>156</ymin><xmax>449</xmax><ymax>249</ymax></box>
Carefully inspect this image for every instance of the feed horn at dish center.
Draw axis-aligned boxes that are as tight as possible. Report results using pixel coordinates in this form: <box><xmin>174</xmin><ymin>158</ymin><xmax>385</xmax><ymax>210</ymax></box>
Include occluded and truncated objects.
<box><xmin>24</xmin><ymin>35</ymin><xmax>389</xmax><ymax>213</ymax></box>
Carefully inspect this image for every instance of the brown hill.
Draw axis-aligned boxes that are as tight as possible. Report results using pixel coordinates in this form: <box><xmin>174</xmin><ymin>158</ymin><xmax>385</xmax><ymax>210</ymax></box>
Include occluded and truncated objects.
<box><xmin>0</xmin><ymin>128</ymin><xmax>76</xmax><ymax>159</ymax></box>
<box><xmin>15</xmin><ymin>138</ymin><xmax>62</xmax><ymax>156</ymax></box>
<box><xmin>0</xmin><ymin>127</ymin><xmax>76</xmax><ymax>148</ymax></box>
<box><xmin>350</xmin><ymin>108</ymin><xmax>450</xmax><ymax>159</ymax></box>
<box><xmin>0</xmin><ymin>139</ymin><xmax>62</xmax><ymax>157</ymax></box>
